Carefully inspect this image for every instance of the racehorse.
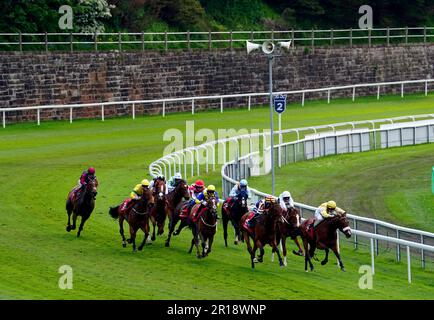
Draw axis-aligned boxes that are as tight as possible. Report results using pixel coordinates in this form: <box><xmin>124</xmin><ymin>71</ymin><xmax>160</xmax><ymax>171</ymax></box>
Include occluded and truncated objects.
<box><xmin>299</xmin><ymin>212</ymin><xmax>352</xmax><ymax>272</ymax></box>
<box><xmin>108</xmin><ymin>189</ymin><xmax>154</xmax><ymax>252</ymax></box>
<box><xmin>221</xmin><ymin>190</ymin><xmax>249</xmax><ymax>246</ymax></box>
<box><xmin>188</xmin><ymin>196</ymin><xmax>218</xmax><ymax>259</ymax></box>
<box><xmin>164</xmin><ymin>179</ymin><xmax>190</xmax><ymax>247</ymax></box>
<box><xmin>66</xmin><ymin>178</ymin><xmax>98</xmax><ymax>237</ymax></box>
<box><xmin>240</xmin><ymin>200</ymin><xmax>284</xmax><ymax>269</ymax></box>
<box><xmin>271</xmin><ymin>206</ymin><xmax>303</xmax><ymax>266</ymax></box>
<box><xmin>150</xmin><ymin>178</ymin><xmax>169</xmax><ymax>241</ymax></box>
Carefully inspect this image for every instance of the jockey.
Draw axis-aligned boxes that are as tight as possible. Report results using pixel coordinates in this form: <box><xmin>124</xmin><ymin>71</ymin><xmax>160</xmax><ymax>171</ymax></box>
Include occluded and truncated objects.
<box><xmin>247</xmin><ymin>195</ymin><xmax>275</xmax><ymax>228</ymax></box>
<box><xmin>167</xmin><ymin>172</ymin><xmax>183</xmax><ymax>192</ymax></box>
<box><xmin>229</xmin><ymin>179</ymin><xmax>252</xmax><ymax>198</ymax></box>
<box><xmin>131</xmin><ymin>179</ymin><xmax>151</xmax><ymax>200</ymax></box>
<box><xmin>227</xmin><ymin>179</ymin><xmax>251</xmax><ymax>208</ymax></box>
<box><xmin>76</xmin><ymin>167</ymin><xmax>98</xmax><ymax>194</ymax></box>
<box><xmin>187</xmin><ymin>179</ymin><xmax>205</xmax><ymax>210</ymax></box>
<box><xmin>279</xmin><ymin>191</ymin><xmax>295</xmax><ymax>211</ymax></box>
<box><xmin>193</xmin><ymin>185</ymin><xmax>220</xmax><ymax>218</ymax></box>
<box><xmin>313</xmin><ymin>200</ymin><xmax>346</xmax><ymax>227</ymax></box>
<box><xmin>120</xmin><ymin>179</ymin><xmax>150</xmax><ymax>214</ymax></box>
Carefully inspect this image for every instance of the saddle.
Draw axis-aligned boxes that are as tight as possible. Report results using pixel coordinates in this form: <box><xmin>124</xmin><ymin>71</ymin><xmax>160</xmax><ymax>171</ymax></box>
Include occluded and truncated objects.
<box><xmin>180</xmin><ymin>203</ymin><xmax>190</xmax><ymax>218</ymax></box>
<box><xmin>191</xmin><ymin>204</ymin><xmax>206</xmax><ymax>223</ymax></box>
<box><xmin>242</xmin><ymin>211</ymin><xmax>255</xmax><ymax>233</ymax></box>
<box><xmin>305</xmin><ymin>217</ymin><xmax>316</xmax><ymax>240</ymax></box>
<box><xmin>69</xmin><ymin>186</ymin><xmax>82</xmax><ymax>203</ymax></box>
<box><xmin>120</xmin><ymin>198</ymin><xmax>134</xmax><ymax>215</ymax></box>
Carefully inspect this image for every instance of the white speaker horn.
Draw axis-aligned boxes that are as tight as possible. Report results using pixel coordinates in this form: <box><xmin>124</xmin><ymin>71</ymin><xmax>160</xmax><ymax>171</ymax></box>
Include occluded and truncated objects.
<box><xmin>246</xmin><ymin>41</ymin><xmax>262</xmax><ymax>54</ymax></box>
<box><xmin>262</xmin><ymin>41</ymin><xmax>275</xmax><ymax>54</ymax></box>
<box><xmin>278</xmin><ymin>41</ymin><xmax>292</xmax><ymax>50</ymax></box>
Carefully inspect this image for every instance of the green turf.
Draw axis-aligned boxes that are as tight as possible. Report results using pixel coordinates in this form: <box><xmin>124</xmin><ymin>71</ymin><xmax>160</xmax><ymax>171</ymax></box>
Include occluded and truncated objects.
<box><xmin>1</xmin><ymin>93</ymin><xmax>434</xmax><ymax>299</ymax></box>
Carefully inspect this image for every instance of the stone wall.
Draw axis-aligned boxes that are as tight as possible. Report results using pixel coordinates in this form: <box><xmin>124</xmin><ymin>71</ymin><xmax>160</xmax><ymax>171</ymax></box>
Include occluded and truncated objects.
<box><xmin>1</xmin><ymin>44</ymin><xmax>433</xmax><ymax>122</ymax></box>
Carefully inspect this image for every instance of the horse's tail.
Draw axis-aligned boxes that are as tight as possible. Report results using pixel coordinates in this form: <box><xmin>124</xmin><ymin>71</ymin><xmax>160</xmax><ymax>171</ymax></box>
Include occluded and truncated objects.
<box><xmin>109</xmin><ymin>206</ymin><xmax>120</xmax><ymax>219</ymax></box>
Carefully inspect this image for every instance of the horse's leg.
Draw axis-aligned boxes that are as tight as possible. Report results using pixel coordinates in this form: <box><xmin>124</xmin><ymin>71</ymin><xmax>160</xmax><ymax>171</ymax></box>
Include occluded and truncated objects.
<box><xmin>66</xmin><ymin>207</ymin><xmax>72</xmax><ymax>232</ymax></box>
<box><xmin>293</xmin><ymin>237</ymin><xmax>304</xmax><ymax>256</ymax></box>
<box><xmin>303</xmin><ymin>238</ymin><xmax>314</xmax><ymax>272</ymax></box>
<box><xmin>251</xmin><ymin>241</ymin><xmax>258</xmax><ymax>269</ymax></box>
<box><xmin>201</xmin><ymin>234</ymin><xmax>207</xmax><ymax>257</ymax></box>
<box><xmin>331</xmin><ymin>245</ymin><xmax>345</xmax><ymax>271</ymax></box>
<box><xmin>71</xmin><ymin>212</ymin><xmax>77</xmax><ymax>230</ymax></box>
<box><xmin>129</xmin><ymin>225</ymin><xmax>137</xmax><ymax>252</ymax></box>
<box><xmin>271</xmin><ymin>240</ymin><xmax>284</xmax><ymax>267</ymax></box>
<box><xmin>256</xmin><ymin>240</ymin><xmax>264</xmax><ymax>263</ymax></box>
<box><xmin>188</xmin><ymin>237</ymin><xmax>195</xmax><ymax>254</ymax></box>
<box><xmin>174</xmin><ymin>219</ymin><xmax>187</xmax><ymax>236</ymax></box>
<box><xmin>151</xmin><ymin>215</ymin><xmax>156</xmax><ymax>241</ymax></box>
<box><xmin>192</xmin><ymin>225</ymin><xmax>201</xmax><ymax>259</ymax></box>
<box><xmin>165</xmin><ymin>215</ymin><xmax>177</xmax><ymax>247</ymax></box>
<box><xmin>138</xmin><ymin>222</ymin><xmax>149</xmax><ymax>251</ymax></box>
<box><xmin>77</xmin><ymin>215</ymin><xmax>89</xmax><ymax>237</ymax></box>
<box><xmin>222</xmin><ymin>211</ymin><xmax>229</xmax><ymax>247</ymax></box>
<box><xmin>207</xmin><ymin>235</ymin><xmax>214</xmax><ymax>256</ymax></box>
<box><xmin>281</xmin><ymin>235</ymin><xmax>288</xmax><ymax>266</ymax></box>
<box><xmin>119</xmin><ymin>215</ymin><xmax>127</xmax><ymax>247</ymax></box>
<box><xmin>321</xmin><ymin>248</ymin><xmax>329</xmax><ymax>266</ymax></box>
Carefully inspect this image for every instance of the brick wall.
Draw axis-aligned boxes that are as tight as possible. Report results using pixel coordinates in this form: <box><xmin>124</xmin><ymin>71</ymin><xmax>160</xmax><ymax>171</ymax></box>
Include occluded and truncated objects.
<box><xmin>1</xmin><ymin>44</ymin><xmax>433</xmax><ymax>122</ymax></box>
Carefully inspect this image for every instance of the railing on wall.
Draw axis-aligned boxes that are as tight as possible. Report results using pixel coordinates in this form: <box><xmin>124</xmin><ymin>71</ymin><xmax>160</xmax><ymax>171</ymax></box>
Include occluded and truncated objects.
<box><xmin>1</xmin><ymin>27</ymin><xmax>434</xmax><ymax>51</ymax></box>
<box><xmin>2</xmin><ymin>78</ymin><xmax>434</xmax><ymax>128</ymax></box>
<box><xmin>149</xmin><ymin>115</ymin><xmax>434</xmax><ymax>282</ymax></box>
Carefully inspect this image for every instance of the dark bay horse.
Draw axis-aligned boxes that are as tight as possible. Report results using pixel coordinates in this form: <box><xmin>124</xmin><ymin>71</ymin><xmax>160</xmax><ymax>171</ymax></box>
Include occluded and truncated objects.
<box><xmin>109</xmin><ymin>189</ymin><xmax>154</xmax><ymax>252</ymax></box>
<box><xmin>150</xmin><ymin>179</ymin><xmax>169</xmax><ymax>241</ymax></box>
<box><xmin>164</xmin><ymin>179</ymin><xmax>190</xmax><ymax>247</ymax></box>
<box><xmin>66</xmin><ymin>178</ymin><xmax>98</xmax><ymax>237</ymax></box>
<box><xmin>272</xmin><ymin>206</ymin><xmax>304</xmax><ymax>266</ymax></box>
<box><xmin>240</xmin><ymin>201</ymin><xmax>284</xmax><ymax>269</ymax></box>
<box><xmin>188</xmin><ymin>197</ymin><xmax>218</xmax><ymax>259</ymax></box>
<box><xmin>299</xmin><ymin>212</ymin><xmax>352</xmax><ymax>272</ymax></box>
<box><xmin>222</xmin><ymin>190</ymin><xmax>249</xmax><ymax>246</ymax></box>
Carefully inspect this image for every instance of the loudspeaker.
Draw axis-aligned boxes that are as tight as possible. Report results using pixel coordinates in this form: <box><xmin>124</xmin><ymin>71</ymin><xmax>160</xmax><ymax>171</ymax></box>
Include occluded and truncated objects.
<box><xmin>262</xmin><ymin>41</ymin><xmax>275</xmax><ymax>54</ymax></box>
<box><xmin>246</xmin><ymin>41</ymin><xmax>262</xmax><ymax>54</ymax></box>
<box><xmin>278</xmin><ymin>41</ymin><xmax>292</xmax><ymax>50</ymax></box>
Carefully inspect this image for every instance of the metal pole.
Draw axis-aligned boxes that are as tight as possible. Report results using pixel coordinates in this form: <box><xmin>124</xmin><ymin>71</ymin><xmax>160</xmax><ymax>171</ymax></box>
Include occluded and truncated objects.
<box><xmin>192</xmin><ymin>99</ymin><xmax>195</xmax><ymax>115</ymax></box>
<box><xmin>132</xmin><ymin>103</ymin><xmax>136</xmax><ymax>119</ymax></box>
<box><xmin>162</xmin><ymin>101</ymin><xmax>165</xmax><ymax>117</ymax></box>
<box><xmin>407</xmin><ymin>246</ymin><xmax>411</xmax><ymax>284</ymax></box>
<box><xmin>69</xmin><ymin>107</ymin><xmax>72</xmax><ymax>123</ymax></box>
<box><xmin>3</xmin><ymin>111</ymin><xmax>5</xmax><ymax>128</ymax></box>
<box><xmin>220</xmin><ymin>97</ymin><xmax>223</xmax><ymax>113</ymax></box>
<box><xmin>101</xmin><ymin>105</ymin><xmax>104</xmax><ymax>121</ymax></box>
<box><xmin>268</xmin><ymin>55</ymin><xmax>275</xmax><ymax>196</ymax></box>
<box><xmin>278</xmin><ymin>113</ymin><xmax>282</xmax><ymax>167</ymax></box>
<box><xmin>248</xmin><ymin>96</ymin><xmax>251</xmax><ymax>111</ymax></box>
<box><xmin>37</xmin><ymin>109</ymin><xmax>40</xmax><ymax>126</ymax></box>
<box><xmin>370</xmin><ymin>238</ymin><xmax>375</xmax><ymax>275</ymax></box>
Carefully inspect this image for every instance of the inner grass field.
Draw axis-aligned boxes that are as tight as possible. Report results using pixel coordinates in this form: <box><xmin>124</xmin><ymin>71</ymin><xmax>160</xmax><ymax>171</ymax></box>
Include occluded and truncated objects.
<box><xmin>1</xmin><ymin>93</ymin><xmax>433</xmax><ymax>299</ymax></box>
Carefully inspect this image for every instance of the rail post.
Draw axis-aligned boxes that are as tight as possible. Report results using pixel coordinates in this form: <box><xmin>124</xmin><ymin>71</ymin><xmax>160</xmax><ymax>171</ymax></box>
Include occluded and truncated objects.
<box><xmin>220</xmin><ymin>97</ymin><xmax>223</xmax><ymax>113</ymax></box>
<box><xmin>70</xmin><ymin>32</ymin><xmax>73</xmax><ymax>52</ymax></box>
<box><xmin>311</xmin><ymin>29</ymin><xmax>314</xmax><ymax>51</ymax></box>
<box><xmin>45</xmin><ymin>32</ymin><xmax>48</xmax><ymax>52</ymax></box>
<box><xmin>407</xmin><ymin>246</ymin><xmax>411</xmax><ymax>284</ymax></box>
<box><xmin>37</xmin><ymin>109</ymin><xmax>40</xmax><ymax>126</ymax></box>
<box><xmin>164</xmin><ymin>31</ymin><xmax>168</xmax><ymax>52</ymax></box>
<box><xmin>421</xmin><ymin>235</ymin><xmax>425</xmax><ymax>269</ymax></box>
<box><xmin>3</xmin><ymin>111</ymin><xmax>6</xmax><ymax>128</ymax></box>
<box><xmin>141</xmin><ymin>32</ymin><xmax>145</xmax><ymax>51</ymax></box>
<box><xmin>101</xmin><ymin>105</ymin><xmax>104</xmax><ymax>121</ymax></box>
<box><xmin>208</xmin><ymin>31</ymin><xmax>212</xmax><ymax>51</ymax></box>
<box><xmin>162</xmin><ymin>101</ymin><xmax>165</xmax><ymax>117</ymax></box>
<box><xmin>387</xmin><ymin>27</ymin><xmax>390</xmax><ymax>46</ymax></box>
<box><xmin>132</xmin><ymin>103</ymin><xmax>136</xmax><ymax>119</ymax></box>
<box><xmin>70</xmin><ymin>107</ymin><xmax>73</xmax><ymax>123</ymax></box>
<box><xmin>187</xmin><ymin>31</ymin><xmax>190</xmax><ymax>51</ymax></box>
<box><xmin>118</xmin><ymin>32</ymin><xmax>121</xmax><ymax>52</ymax></box>
<box><xmin>192</xmin><ymin>99</ymin><xmax>195</xmax><ymax>115</ymax></box>
<box><xmin>354</xmin><ymin>219</ymin><xmax>358</xmax><ymax>249</ymax></box>
<box><xmin>94</xmin><ymin>32</ymin><xmax>98</xmax><ymax>52</ymax></box>
<box><xmin>396</xmin><ymin>230</ymin><xmax>401</xmax><ymax>262</ymax></box>
<box><xmin>19</xmin><ymin>32</ymin><xmax>22</xmax><ymax>52</ymax></box>
<box><xmin>352</xmin><ymin>86</ymin><xmax>356</xmax><ymax>102</ymax></box>
<box><xmin>349</xmin><ymin>28</ymin><xmax>352</xmax><ymax>47</ymax></box>
<box><xmin>370</xmin><ymin>238</ymin><xmax>375</xmax><ymax>275</ymax></box>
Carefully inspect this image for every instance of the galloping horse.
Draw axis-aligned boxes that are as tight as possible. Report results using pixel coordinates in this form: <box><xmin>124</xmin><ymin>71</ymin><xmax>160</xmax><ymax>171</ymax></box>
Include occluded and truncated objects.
<box><xmin>109</xmin><ymin>189</ymin><xmax>154</xmax><ymax>252</ymax></box>
<box><xmin>240</xmin><ymin>201</ymin><xmax>284</xmax><ymax>269</ymax></box>
<box><xmin>272</xmin><ymin>206</ymin><xmax>303</xmax><ymax>266</ymax></box>
<box><xmin>299</xmin><ymin>212</ymin><xmax>352</xmax><ymax>272</ymax></box>
<box><xmin>66</xmin><ymin>178</ymin><xmax>98</xmax><ymax>237</ymax></box>
<box><xmin>150</xmin><ymin>178</ymin><xmax>169</xmax><ymax>241</ymax></box>
<box><xmin>188</xmin><ymin>196</ymin><xmax>218</xmax><ymax>259</ymax></box>
<box><xmin>164</xmin><ymin>179</ymin><xmax>190</xmax><ymax>247</ymax></box>
<box><xmin>222</xmin><ymin>190</ymin><xmax>249</xmax><ymax>246</ymax></box>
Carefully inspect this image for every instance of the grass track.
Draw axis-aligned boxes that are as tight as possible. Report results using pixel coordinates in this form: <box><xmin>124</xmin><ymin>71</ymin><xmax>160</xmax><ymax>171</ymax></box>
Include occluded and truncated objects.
<box><xmin>1</xmin><ymin>93</ymin><xmax>434</xmax><ymax>299</ymax></box>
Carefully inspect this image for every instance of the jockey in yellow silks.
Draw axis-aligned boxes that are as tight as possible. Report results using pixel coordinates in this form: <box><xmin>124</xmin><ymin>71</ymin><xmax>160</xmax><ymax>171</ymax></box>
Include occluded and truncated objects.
<box><xmin>313</xmin><ymin>200</ymin><xmax>346</xmax><ymax>227</ymax></box>
<box><xmin>130</xmin><ymin>179</ymin><xmax>151</xmax><ymax>199</ymax></box>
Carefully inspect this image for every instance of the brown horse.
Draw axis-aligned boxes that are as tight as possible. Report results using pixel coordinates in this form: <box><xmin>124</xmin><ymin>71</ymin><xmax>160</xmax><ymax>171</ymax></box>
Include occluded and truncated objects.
<box><xmin>240</xmin><ymin>201</ymin><xmax>284</xmax><ymax>269</ymax></box>
<box><xmin>221</xmin><ymin>190</ymin><xmax>249</xmax><ymax>246</ymax></box>
<box><xmin>188</xmin><ymin>197</ymin><xmax>218</xmax><ymax>258</ymax></box>
<box><xmin>66</xmin><ymin>178</ymin><xmax>98</xmax><ymax>237</ymax></box>
<box><xmin>272</xmin><ymin>206</ymin><xmax>304</xmax><ymax>266</ymax></box>
<box><xmin>164</xmin><ymin>179</ymin><xmax>190</xmax><ymax>247</ymax></box>
<box><xmin>299</xmin><ymin>212</ymin><xmax>352</xmax><ymax>272</ymax></box>
<box><xmin>109</xmin><ymin>189</ymin><xmax>154</xmax><ymax>252</ymax></box>
<box><xmin>150</xmin><ymin>179</ymin><xmax>169</xmax><ymax>241</ymax></box>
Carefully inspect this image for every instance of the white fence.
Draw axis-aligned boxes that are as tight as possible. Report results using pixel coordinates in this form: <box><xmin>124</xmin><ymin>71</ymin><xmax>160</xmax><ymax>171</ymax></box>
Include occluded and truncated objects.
<box><xmin>1</xmin><ymin>27</ymin><xmax>434</xmax><ymax>51</ymax></box>
<box><xmin>2</xmin><ymin>78</ymin><xmax>434</xmax><ymax>128</ymax></box>
<box><xmin>149</xmin><ymin>114</ymin><xmax>434</xmax><ymax>282</ymax></box>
